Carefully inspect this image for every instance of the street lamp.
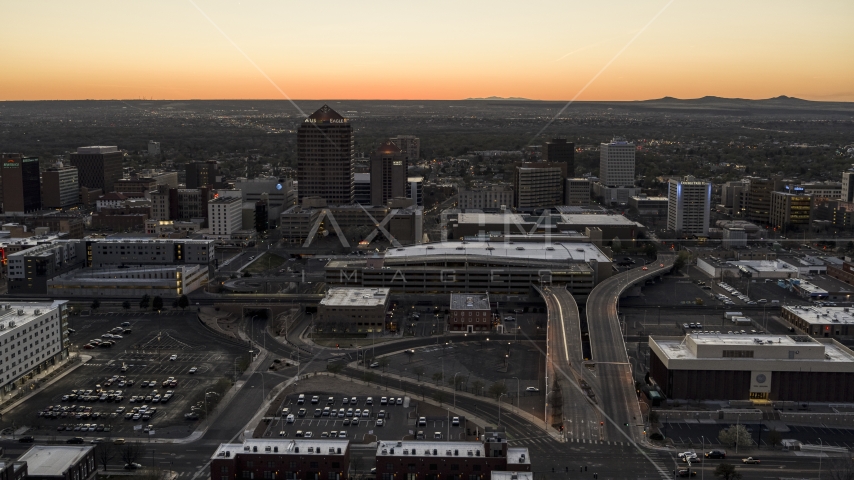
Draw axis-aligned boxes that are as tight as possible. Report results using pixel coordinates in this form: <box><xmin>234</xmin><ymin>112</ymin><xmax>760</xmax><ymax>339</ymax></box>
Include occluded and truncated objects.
<box><xmin>498</xmin><ymin>393</ymin><xmax>507</xmax><ymax>426</ymax></box>
<box><xmin>512</xmin><ymin>377</ymin><xmax>520</xmax><ymax>409</ymax></box>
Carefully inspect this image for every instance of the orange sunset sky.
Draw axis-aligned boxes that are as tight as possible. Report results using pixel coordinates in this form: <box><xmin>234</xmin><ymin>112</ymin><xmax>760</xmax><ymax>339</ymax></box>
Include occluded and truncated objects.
<box><xmin>1</xmin><ymin>0</ymin><xmax>853</xmax><ymax>101</ymax></box>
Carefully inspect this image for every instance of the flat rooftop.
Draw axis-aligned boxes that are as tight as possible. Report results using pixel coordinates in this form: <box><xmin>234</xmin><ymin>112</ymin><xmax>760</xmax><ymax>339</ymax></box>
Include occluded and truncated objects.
<box><xmin>450</xmin><ymin>293</ymin><xmax>490</xmax><ymax>310</ymax></box>
<box><xmin>506</xmin><ymin>447</ymin><xmax>531</xmax><ymax>465</ymax></box>
<box><xmin>213</xmin><ymin>439</ymin><xmax>349</xmax><ymax>459</ymax></box>
<box><xmin>383</xmin><ymin>241</ymin><xmax>610</xmax><ymax>263</ymax></box>
<box><xmin>783</xmin><ymin>305</ymin><xmax>854</xmax><ymax>325</ymax></box>
<box><xmin>18</xmin><ymin>446</ymin><xmax>92</xmax><ymax>476</ymax></box>
<box><xmin>320</xmin><ymin>287</ymin><xmax>390</xmax><ymax>307</ymax></box>
<box><xmin>492</xmin><ymin>473</ymin><xmax>533</xmax><ymax>480</ymax></box>
<box><xmin>730</xmin><ymin>260</ymin><xmax>799</xmax><ymax>273</ymax></box>
<box><xmin>376</xmin><ymin>440</ymin><xmax>484</xmax><ymax>458</ymax></box>
<box><xmin>558</xmin><ymin>213</ymin><xmax>640</xmax><ymax>227</ymax></box>
<box><xmin>85</xmin><ymin>236</ymin><xmax>213</xmax><ymax>245</ymax></box>
<box><xmin>0</xmin><ymin>301</ymin><xmax>66</xmax><ymax>333</ymax></box>
<box><xmin>651</xmin><ymin>334</ymin><xmax>854</xmax><ymax>370</ymax></box>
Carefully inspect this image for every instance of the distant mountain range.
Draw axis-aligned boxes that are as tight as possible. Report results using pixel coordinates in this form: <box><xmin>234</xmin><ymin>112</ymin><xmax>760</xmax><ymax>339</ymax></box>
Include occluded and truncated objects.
<box><xmin>465</xmin><ymin>96</ymin><xmax>532</xmax><ymax>101</ymax></box>
<box><xmin>641</xmin><ymin>95</ymin><xmax>818</xmax><ymax>104</ymax></box>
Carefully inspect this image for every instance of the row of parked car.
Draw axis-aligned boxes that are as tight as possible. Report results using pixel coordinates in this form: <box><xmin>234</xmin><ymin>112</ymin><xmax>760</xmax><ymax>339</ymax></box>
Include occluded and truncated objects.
<box><xmin>297</xmin><ymin>394</ymin><xmax>404</xmax><ymax>406</ymax></box>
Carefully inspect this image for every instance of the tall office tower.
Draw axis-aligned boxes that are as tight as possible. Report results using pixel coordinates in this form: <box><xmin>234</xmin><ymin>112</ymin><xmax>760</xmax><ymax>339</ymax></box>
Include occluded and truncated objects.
<box><xmin>69</xmin><ymin>146</ymin><xmax>123</xmax><ymax>193</ymax></box>
<box><xmin>42</xmin><ymin>165</ymin><xmax>80</xmax><ymax>209</ymax></box>
<box><xmin>148</xmin><ymin>141</ymin><xmax>161</xmax><ymax>157</ymax></box>
<box><xmin>370</xmin><ymin>140</ymin><xmax>407</xmax><ymax>206</ymax></box>
<box><xmin>721</xmin><ymin>180</ymin><xmax>748</xmax><ymax>216</ymax></box>
<box><xmin>354</xmin><ymin>173</ymin><xmax>371</xmax><ymax>204</ymax></box>
<box><xmin>208</xmin><ymin>195</ymin><xmax>242</xmax><ymax>236</ymax></box>
<box><xmin>1</xmin><ymin>154</ymin><xmax>41</xmax><ymax>214</ymax></box>
<box><xmin>407</xmin><ymin>176</ymin><xmax>424</xmax><ymax>206</ymax></box>
<box><xmin>745</xmin><ymin>175</ymin><xmax>783</xmax><ymax>224</ymax></box>
<box><xmin>599</xmin><ymin>138</ymin><xmax>635</xmax><ymax>187</ymax></box>
<box><xmin>186</xmin><ymin>160</ymin><xmax>220</xmax><ymax>189</ymax></box>
<box><xmin>391</xmin><ymin>135</ymin><xmax>420</xmax><ymax>162</ymax></box>
<box><xmin>514</xmin><ymin>162</ymin><xmax>567</xmax><ymax>210</ymax></box>
<box><xmin>843</xmin><ymin>172</ymin><xmax>854</xmax><ymax>202</ymax></box>
<box><xmin>667</xmin><ymin>176</ymin><xmax>711</xmax><ymax>237</ymax></box>
<box><xmin>544</xmin><ymin>138</ymin><xmax>575</xmax><ymax>177</ymax></box>
<box><xmin>297</xmin><ymin>105</ymin><xmax>354</xmax><ymax>205</ymax></box>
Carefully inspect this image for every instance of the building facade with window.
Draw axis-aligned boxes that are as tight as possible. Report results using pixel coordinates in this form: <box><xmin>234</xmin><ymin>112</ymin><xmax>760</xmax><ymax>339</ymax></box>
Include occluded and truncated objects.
<box><xmin>0</xmin><ymin>301</ymin><xmax>69</xmax><ymax>393</ymax></box>
<box><xmin>18</xmin><ymin>445</ymin><xmax>96</xmax><ymax>480</ymax></box>
<box><xmin>210</xmin><ymin>439</ymin><xmax>350</xmax><ymax>480</ymax></box>
<box><xmin>448</xmin><ymin>293</ymin><xmax>492</xmax><ymax>333</ymax></box>
<box><xmin>650</xmin><ymin>333</ymin><xmax>854</xmax><ymax>402</ymax></box>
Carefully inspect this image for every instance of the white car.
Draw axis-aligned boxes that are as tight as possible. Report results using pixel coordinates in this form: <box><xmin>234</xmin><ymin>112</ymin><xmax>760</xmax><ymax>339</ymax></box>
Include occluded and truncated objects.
<box><xmin>452</xmin><ymin>417</ymin><xmax>460</xmax><ymax>426</ymax></box>
<box><xmin>526</xmin><ymin>387</ymin><xmax>540</xmax><ymax>392</ymax></box>
<box><xmin>169</xmin><ymin>355</ymin><xmax>177</xmax><ymax>361</ymax></box>
<box><xmin>338</xmin><ymin>431</ymin><xmax>347</xmax><ymax>438</ymax></box>
<box><xmin>303</xmin><ymin>431</ymin><xmax>313</xmax><ymax>438</ymax></box>
<box><xmin>189</xmin><ymin>367</ymin><xmax>197</xmax><ymax>374</ymax></box>
<box><xmin>286</xmin><ymin>414</ymin><xmax>295</xmax><ymax>423</ymax></box>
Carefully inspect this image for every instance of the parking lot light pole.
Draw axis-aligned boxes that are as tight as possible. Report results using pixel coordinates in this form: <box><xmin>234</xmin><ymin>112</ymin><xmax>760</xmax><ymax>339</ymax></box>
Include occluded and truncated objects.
<box><xmin>512</xmin><ymin>377</ymin><xmax>519</xmax><ymax>409</ymax></box>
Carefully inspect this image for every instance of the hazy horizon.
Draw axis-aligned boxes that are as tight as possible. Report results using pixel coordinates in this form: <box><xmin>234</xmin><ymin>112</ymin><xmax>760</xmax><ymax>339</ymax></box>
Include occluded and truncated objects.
<box><xmin>2</xmin><ymin>1</ymin><xmax>852</xmax><ymax>102</ymax></box>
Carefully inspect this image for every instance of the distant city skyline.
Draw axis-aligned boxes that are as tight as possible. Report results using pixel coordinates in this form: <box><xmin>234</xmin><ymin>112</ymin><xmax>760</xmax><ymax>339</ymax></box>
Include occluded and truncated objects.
<box><xmin>2</xmin><ymin>1</ymin><xmax>853</xmax><ymax>102</ymax></box>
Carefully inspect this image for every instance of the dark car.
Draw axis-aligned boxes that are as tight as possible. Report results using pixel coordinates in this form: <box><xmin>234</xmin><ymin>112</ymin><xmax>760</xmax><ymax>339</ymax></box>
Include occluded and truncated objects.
<box><xmin>705</xmin><ymin>450</ymin><xmax>726</xmax><ymax>459</ymax></box>
<box><xmin>18</xmin><ymin>436</ymin><xmax>34</xmax><ymax>443</ymax></box>
<box><xmin>674</xmin><ymin>469</ymin><xmax>697</xmax><ymax>478</ymax></box>
<box><xmin>66</xmin><ymin>437</ymin><xmax>85</xmax><ymax>444</ymax></box>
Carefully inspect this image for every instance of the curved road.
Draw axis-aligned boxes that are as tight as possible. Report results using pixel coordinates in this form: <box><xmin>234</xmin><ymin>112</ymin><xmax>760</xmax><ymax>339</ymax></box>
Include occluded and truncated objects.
<box><xmin>585</xmin><ymin>255</ymin><xmax>675</xmax><ymax>443</ymax></box>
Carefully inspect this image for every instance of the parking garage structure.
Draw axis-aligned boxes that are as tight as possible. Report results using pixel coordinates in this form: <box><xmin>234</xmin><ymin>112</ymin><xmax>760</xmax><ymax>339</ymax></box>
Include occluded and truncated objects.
<box><xmin>325</xmin><ymin>241</ymin><xmax>612</xmax><ymax>296</ymax></box>
<box><xmin>649</xmin><ymin>333</ymin><xmax>854</xmax><ymax>402</ymax></box>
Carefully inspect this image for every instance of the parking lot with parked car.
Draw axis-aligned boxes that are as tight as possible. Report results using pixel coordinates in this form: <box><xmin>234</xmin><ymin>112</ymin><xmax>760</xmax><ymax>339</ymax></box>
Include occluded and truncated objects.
<box><xmin>263</xmin><ymin>392</ymin><xmax>466</xmax><ymax>443</ymax></box>
<box><xmin>3</xmin><ymin>312</ymin><xmax>249</xmax><ymax>439</ymax></box>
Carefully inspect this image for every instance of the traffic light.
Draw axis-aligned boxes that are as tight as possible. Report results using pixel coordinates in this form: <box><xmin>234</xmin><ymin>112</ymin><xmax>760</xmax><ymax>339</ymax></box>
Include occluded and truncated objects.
<box><xmin>336</xmin><ymin>344</ymin><xmax>340</xmax><ymax>349</ymax></box>
<box><xmin>624</xmin><ymin>422</ymin><xmax>630</xmax><ymax>426</ymax></box>
<box><xmin>559</xmin><ymin>425</ymin><xmax>564</xmax><ymax>432</ymax></box>
<box><xmin>599</xmin><ymin>421</ymin><xmax>604</xmax><ymax>426</ymax></box>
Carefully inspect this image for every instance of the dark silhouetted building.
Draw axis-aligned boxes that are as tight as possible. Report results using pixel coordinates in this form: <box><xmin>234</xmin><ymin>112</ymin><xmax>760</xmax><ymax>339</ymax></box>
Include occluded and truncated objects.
<box><xmin>1</xmin><ymin>155</ymin><xmax>41</xmax><ymax>214</ymax></box>
<box><xmin>186</xmin><ymin>160</ymin><xmax>220</xmax><ymax>189</ymax></box>
<box><xmin>69</xmin><ymin>146</ymin><xmax>123</xmax><ymax>193</ymax></box>
<box><xmin>42</xmin><ymin>165</ymin><xmax>79</xmax><ymax>209</ymax></box>
<box><xmin>544</xmin><ymin>138</ymin><xmax>574</xmax><ymax>176</ymax></box>
<box><xmin>297</xmin><ymin>105</ymin><xmax>354</xmax><ymax>204</ymax></box>
<box><xmin>370</xmin><ymin>140</ymin><xmax>407</xmax><ymax>206</ymax></box>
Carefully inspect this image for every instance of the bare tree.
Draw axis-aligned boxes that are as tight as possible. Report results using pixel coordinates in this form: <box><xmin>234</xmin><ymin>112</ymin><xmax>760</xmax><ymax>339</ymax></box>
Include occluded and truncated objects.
<box><xmin>121</xmin><ymin>442</ymin><xmax>143</xmax><ymax>466</ymax></box>
<box><xmin>96</xmin><ymin>443</ymin><xmax>116</xmax><ymax>471</ymax></box>
<box><xmin>826</xmin><ymin>456</ymin><xmax>854</xmax><ymax>480</ymax></box>
<box><xmin>413</xmin><ymin>366</ymin><xmax>426</xmax><ymax>382</ymax></box>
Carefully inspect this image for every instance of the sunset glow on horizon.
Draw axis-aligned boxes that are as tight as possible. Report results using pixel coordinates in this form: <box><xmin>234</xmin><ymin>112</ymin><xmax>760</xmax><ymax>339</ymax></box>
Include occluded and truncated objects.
<box><xmin>2</xmin><ymin>0</ymin><xmax>853</xmax><ymax>102</ymax></box>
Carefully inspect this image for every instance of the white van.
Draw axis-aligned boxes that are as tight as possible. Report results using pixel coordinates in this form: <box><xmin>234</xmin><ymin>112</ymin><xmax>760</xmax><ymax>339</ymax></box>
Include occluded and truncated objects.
<box><xmin>297</xmin><ymin>394</ymin><xmax>305</xmax><ymax>405</ymax></box>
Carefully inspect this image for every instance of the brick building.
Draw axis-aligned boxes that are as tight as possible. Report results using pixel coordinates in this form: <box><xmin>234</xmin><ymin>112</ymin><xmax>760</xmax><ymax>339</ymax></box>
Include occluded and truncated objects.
<box><xmin>448</xmin><ymin>294</ymin><xmax>493</xmax><ymax>333</ymax></box>
<box><xmin>211</xmin><ymin>439</ymin><xmax>349</xmax><ymax>480</ymax></box>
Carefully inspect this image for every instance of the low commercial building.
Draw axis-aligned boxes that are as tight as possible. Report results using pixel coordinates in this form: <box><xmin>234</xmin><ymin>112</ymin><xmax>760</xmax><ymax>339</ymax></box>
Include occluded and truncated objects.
<box><xmin>778</xmin><ymin>255</ymin><xmax>827</xmax><ymax>275</ymax></box>
<box><xmin>650</xmin><ymin>333</ymin><xmax>854</xmax><ymax>402</ymax></box>
<box><xmin>376</xmin><ymin>431</ymin><xmax>530</xmax><ymax>480</ymax></box>
<box><xmin>628</xmin><ymin>195</ymin><xmax>667</xmax><ymax>216</ymax></box>
<box><xmin>326</xmin><ymin>241</ymin><xmax>611</xmax><ymax>296</ymax></box>
<box><xmin>144</xmin><ymin>219</ymin><xmax>202</xmax><ymax>237</ymax></box>
<box><xmin>449</xmin><ymin>293</ymin><xmax>493</xmax><ymax>333</ymax></box>
<box><xmin>47</xmin><ymin>264</ymin><xmax>208</xmax><ymax>297</ymax></box>
<box><xmin>317</xmin><ymin>287</ymin><xmax>390</xmax><ymax>333</ymax></box>
<box><xmin>695</xmin><ymin>258</ymin><xmax>799</xmax><ymax>279</ymax></box>
<box><xmin>458</xmin><ymin>185</ymin><xmax>514</xmax><ymax>211</ymax></box>
<box><xmin>211</xmin><ymin>439</ymin><xmax>349</xmax><ymax>480</ymax></box>
<box><xmin>0</xmin><ymin>461</ymin><xmax>26</xmax><ymax>480</ymax></box>
<box><xmin>0</xmin><ymin>301</ymin><xmax>69</xmax><ymax>393</ymax></box>
<box><xmin>449</xmin><ymin>212</ymin><xmax>645</xmax><ymax>246</ymax></box>
<box><xmin>280</xmin><ymin>199</ymin><xmax>423</xmax><ymax>246</ymax></box>
<box><xmin>781</xmin><ymin>305</ymin><xmax>854</xmax><ymax>338</ymax></box>
<box><xmin>18</xmin><ymin>445</ymin><xmax>95</xmax><ymax>480</ymax></box>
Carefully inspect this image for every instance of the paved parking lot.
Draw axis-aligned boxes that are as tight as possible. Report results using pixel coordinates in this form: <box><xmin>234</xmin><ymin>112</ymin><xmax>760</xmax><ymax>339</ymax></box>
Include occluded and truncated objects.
<box><xmin>661</xmin><ymin>420</ymin><xmax>854</xmax><ymax>449</ymax></box>
<box><xmin>262</xmin><ymin>392</ymin><xmax>466</xmax><ymax>443</ymax></box>
<box><xmin>5</xmin><ymin>312</ymin><xmax>247</xmax><ymax>439</ymax></box>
